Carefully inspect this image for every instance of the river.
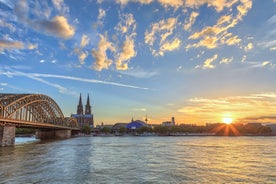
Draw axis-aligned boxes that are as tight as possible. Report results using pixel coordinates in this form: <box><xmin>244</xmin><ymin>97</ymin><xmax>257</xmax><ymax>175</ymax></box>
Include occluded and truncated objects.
<box><xmin>0</xmin><ymin>136</ymin><xmax>275</xmax><ymax>183</ymax></box>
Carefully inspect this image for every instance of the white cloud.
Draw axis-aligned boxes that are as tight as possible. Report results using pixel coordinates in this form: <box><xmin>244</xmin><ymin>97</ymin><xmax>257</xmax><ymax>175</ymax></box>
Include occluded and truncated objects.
<box><xmin>244</xmin><ymin>42</ymin><xmax>253</xmax><ymax>52</ymax></box>
<box><xmin>52</xmin><ymin>0</ymin><xmax>69</xmax><ymax>14</ymax></box>
<box><xmin>160</xmin><ymin>38</ymin><xmax>181</xmax><ymax>55</ymax></box>
<box><xmin>203</xmin><ymin>54</ymin><xmax>218</xmax><ymax>69</ymax></box>
<box><xmin>184</xmin><ymin>11</ymin><xmax>199</xmax><ymax>31</ymax></box>
<box><xmin>98</xmin><ymin>8</ymin><xmax>106</xmax><ymax>20</ymax></box>
<box><xmin>157</xmin><ymin>0</ymin><xmax>183</xmax><ymax>9</ymax></box>
<box><xmin>116</xmin><ymin>36</ymin><xmax>136</xmax><ymax>70</ymax></box>
<box><xmin>220</xmin><ymin>57</ymin><xmax>233</xmax><ymax>64</ymax></box>
<box><xmin>80</xmin><ymin>34</ymin><xmax>90</xmax><ymax>48</ymax></box>
<box><xmin>145</xmin><ymin>17</ymin><xmax>178</xmax><ymax>56</ymax></box>
<box><xmin>115</xmin><ymin>13</ymin><xmax>137</xmax><ymax>70</ymax></box>
<box><xmin>187</xmin><ymin>0</ymin><xmax>252</xmax><ymax>50</ymax></box>
<box><xmin>120</xmin><ymin>67</ymin><xmax>158</xmax><ymax>78</ymax></box>
<box><xmin>14</xmin><ymin>1</ymin><xmax>75</xmax><ymax>39</ymax></box>
<box><xmin>92</xmin><ymin>33</ymin><xmax>115</xmax><ymax>71</ymax></box>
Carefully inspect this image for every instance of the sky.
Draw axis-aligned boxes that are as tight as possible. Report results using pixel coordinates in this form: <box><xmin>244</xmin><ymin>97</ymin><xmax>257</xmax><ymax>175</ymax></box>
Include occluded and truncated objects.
<box><xmin>0</xmin><ymin>0</ymin><xmax>276</xmax><ymax>125</ymax></box>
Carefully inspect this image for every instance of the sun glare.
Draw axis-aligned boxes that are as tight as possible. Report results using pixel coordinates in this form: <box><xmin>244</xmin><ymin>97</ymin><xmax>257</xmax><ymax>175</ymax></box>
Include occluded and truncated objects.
<box><xmin>222</xmin><ymin>117</ymin><xmax>233</xmax><ymax>124</ymax></box>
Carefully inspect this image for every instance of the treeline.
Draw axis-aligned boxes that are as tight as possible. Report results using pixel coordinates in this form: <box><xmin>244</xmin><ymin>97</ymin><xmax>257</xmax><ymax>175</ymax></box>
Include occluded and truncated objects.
<box><xmin>81</xmin><ymin>123</ymin><xmax>272</xmax><ymax>136</ymax></box>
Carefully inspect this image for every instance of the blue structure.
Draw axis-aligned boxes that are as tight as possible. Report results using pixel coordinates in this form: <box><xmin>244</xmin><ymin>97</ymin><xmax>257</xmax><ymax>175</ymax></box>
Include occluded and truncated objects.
<box><xmin>126</xmin><ymin>120</ymin><xmax>147</xmax><ymax>130</ymax></box>
<box><xmin>71</xmin><ymin>94</ymin><xmax>94</xmax><ymax>128</ymax></box>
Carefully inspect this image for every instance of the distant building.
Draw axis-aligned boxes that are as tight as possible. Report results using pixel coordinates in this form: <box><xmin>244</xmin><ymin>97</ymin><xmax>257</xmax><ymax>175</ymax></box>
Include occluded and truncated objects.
<box><xmin>71</xmin><ymin>94</ymin><xmax>94</xmax><ymax>128</ymax></box>
<box><xmin>112</xmin><ymin>123</ymin><xmax>128</xmax><ymax>133</ymax></box>
<box><xmin>126</xmin><ymin>120</ymin><xmax>148</xmax><ymax>130</ymax></box>
<box><xmin>266</xmin><ymin>124</ymin><xmax>276</xmax><ymax>134</ymax></box>
<box><xmin>162</xmin><ymin>117</ymin><xmax>176</xmax><ymax>127</ymax></box>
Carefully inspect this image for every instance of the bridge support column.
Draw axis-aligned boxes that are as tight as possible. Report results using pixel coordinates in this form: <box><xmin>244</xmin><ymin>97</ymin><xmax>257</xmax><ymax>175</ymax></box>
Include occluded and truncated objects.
<box><xmin>0</xmin><ymin>125</ymin><xmax>15</xmax><ymax>147</ymax></box>
<box><xmin>55</xmin><ymin>130</ymin><xmax>71</xmax><ymax>139</ymax></box>
<box><xmin>36</xmin><ymin>129</ymin><xmax>71</xmax><ymax>140</ymax></box>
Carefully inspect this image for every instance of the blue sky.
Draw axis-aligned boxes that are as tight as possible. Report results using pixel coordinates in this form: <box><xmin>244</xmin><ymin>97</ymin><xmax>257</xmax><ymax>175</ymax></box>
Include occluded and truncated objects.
<box><xmin>0</xmin><ymin>0</ymin><xmax>276</xmax><ymax>125</ymax></box>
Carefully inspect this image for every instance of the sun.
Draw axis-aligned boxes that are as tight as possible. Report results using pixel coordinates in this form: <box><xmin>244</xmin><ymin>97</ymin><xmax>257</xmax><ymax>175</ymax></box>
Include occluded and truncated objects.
<box><xmin>222</xmin><ymin>117</ymin><xmax>233</xmax><ymax>124</ymax></box>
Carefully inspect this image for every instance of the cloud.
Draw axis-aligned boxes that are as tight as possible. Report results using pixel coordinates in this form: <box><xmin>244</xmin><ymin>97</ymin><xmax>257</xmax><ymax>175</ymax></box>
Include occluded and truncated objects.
<box><xmin>244</xmin><ymin>42</ymin><xmax>253</xmax><ymax>51</ymax></box>
<box><xmin>98</xmin><ymin>8</ymin><xmax>106</xmax><ymax>20</ymax></box>
<box><xmin>0</xmin><ymin>19</ymin><xmax>15</xmax><ymax>32</ymax></box>
<box><xmin>160</xmin><ymin>38</ymin><xmax>181</xmax><ymax>54</ymax></box>
<box><xmin>116</xmin><ymin>36</ymin><xmax>136</xmax><ymax>70</ymax></box>
<box><xmin>241</xmin><ymin>55</ymin><xmax>247</xmax><ymax>62</ymax></box>
<box><xmin>187</xmin><ymin>0</ymin><xmax>252</xmax><ymax>50</ymax></box>
<box><xmin>0</xmin><ymin>40</ymin><xmax>24</xmax><ymax>50</ymax></box>
<box><xmin>93</xmin><ymin>8</ymin><xmax>106</xmax><ymax>29</ymax></box>
<box><xmin>184</xmin><ymin>11</ymin><xmax>199</xmax><ymax>31</ymax></box>
<box><xmin>158</xmin><ymin>0</ymin><xmax>183</xmax><ymax>9</ymax></box>
<box><xmin>220</xmin><ymin>57</ymin><xmax>233</xmax><ymax>64</ymax></box>
<box><xmin>1</xmin><ymin>67</ymin><xmax>149</xmax><ymax>92</ymax></box>
<box><xmin>27</xmin><ymin>43</ymin><xmax>38</xmax><ymax>50</ymax></box>
<box><xmin>80</xmin><ymin>34</ymin><xmax>90</xmax><ymax>48</ymax></box>
<box><xmin>145</xmin><ymin>17</ymin><xmax>178</xmax><ymax>56</ymax></box>
<box><xmin>203</xmin><ymin>54</ymin><xmax>218</xmax><ymax>69</ymax></box>
<box><xmin>0</xmin><ymin>83</ymin><xmax>8</xmax><ymax>86</ymax></box>
<box><xmin>115</xmin><ymin>0</ymin><xmax>153</xmax><ymax>6</ymax></box>
<box><xmin>116</xmin><ymin>13</ymin><xmax>136</xmax><ymax>35</ymax></box>
<box><xmin>270</xmin><ymin>47</ymin><xmax>276</xmax><ymax>51</ymax></box>
<box><xmin>178</xmin><ymin>92</ymin><xmax>276</xmax><ymax>123</ymax></box>
<box><xmin>91</xmin><ymin>33</ymin><xmax>115</xmax><ymax>71</ymax></box>
<box><xmin>120</xmin><ymin>67</ymin><xmax>158</xmax><ymax>78</ymax></box>
<box><xmin>52</xmin><ymin>0</ymin><xmax>69</xmax><ymax>14</ymax></box>
<box><xmin>186</xmin><ymin>0</ymin><xmax>239</xmax><ymax>12</ymax></box>
<box><xmin>115</xmin><ymin>13</ymin><xmax>137</xmax><ymax>70</ymax></box>
<box><xmin>33</xmin><ymin>16</ymin><xmax>75</xmax><ymax>39</ymax></box>
<box><xmin>132</xmin><ymin>108</ymin><xmax>147</xmax><ymax>112</ymax></box>
<box><xmin>14</xmin><ymin>1</ymin><xmax>75</xmax><ymax>39</ymax></box>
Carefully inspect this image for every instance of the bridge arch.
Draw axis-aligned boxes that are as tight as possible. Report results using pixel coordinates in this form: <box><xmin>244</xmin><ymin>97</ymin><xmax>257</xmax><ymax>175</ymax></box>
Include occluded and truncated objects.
<box><xmin>0</xmin><ymin>94</ymin><xmax>78</xmax><ymax>128</ymax></box>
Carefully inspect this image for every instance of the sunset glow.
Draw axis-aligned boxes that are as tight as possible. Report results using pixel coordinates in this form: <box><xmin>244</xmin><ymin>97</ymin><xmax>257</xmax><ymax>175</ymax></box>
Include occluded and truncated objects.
<box><xmin>222</xmin><ymin>117</ymin><xmax>233</xmax><ymax>125</ymax></box>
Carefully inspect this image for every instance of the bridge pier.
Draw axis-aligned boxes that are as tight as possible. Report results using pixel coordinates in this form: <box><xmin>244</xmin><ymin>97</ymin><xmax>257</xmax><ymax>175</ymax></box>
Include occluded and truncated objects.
<box><xmin>36</xmin><ymin>129</ymin><xmax>71</xmax><ymax>140</ymax></box>
<box><xmin>0</xmin><ymin>125</ymin><xmax>15</xmax><ymax>147</ymax></box>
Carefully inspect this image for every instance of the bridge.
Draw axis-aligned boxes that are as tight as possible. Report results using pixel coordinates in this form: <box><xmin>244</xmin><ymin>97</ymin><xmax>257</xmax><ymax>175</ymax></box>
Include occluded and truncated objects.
<box><xmin>0</xmin><ymin>93</ymin><xmax>80</xmax><ymax>146</ymax></box>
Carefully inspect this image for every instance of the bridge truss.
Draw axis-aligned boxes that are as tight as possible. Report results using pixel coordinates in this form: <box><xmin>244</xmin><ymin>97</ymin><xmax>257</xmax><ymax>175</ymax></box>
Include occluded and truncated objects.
<box><xmin>0</xmin><ymin>94</ymin><xmax>79</xmax><ymax>130</ymax></box>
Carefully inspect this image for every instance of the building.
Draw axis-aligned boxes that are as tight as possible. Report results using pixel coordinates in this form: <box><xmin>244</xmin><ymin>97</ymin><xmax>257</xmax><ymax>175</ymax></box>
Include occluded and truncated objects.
<box><xmin>71</xmin><ymin>94</ymin><xmax>94</xmax><ymax>128</ymax></box>
<box><xmin>162</xmin><ymin>117</ymin><xmax>176</xmax><ymax>127</ymax></box>
<box><xmin>126</xmin><ymin>120</ymin><xmax>148</xmax><ymax>130</ymax></box>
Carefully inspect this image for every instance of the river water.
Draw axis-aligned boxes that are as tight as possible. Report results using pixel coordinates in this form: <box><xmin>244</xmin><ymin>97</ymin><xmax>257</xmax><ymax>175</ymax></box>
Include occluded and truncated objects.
<box><xmin>0</xmin><ymin>136</ymin><xmax>275</xmax><ymax>183</ymax></box>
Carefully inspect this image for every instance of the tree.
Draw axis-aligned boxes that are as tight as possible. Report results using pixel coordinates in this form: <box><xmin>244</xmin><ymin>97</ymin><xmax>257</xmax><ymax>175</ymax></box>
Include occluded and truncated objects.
<box><xmin>118</xmin><ymin>126</ymin><xmax>126</xmax><ymax>134</ymax></box>
<box><xmin>101</xmin><ymin>127</ymin><xmax>111</xmax><ymax>134</ymax></box>
<box><xmin>81</xmin><ymin>125</ymin><xmax>92</xmax><ymax>134</ymax></box>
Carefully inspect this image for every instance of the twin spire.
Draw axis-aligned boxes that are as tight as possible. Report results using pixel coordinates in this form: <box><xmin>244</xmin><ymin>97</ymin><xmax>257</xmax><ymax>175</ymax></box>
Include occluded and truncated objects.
<box><xmin>77</xmin><ymin>93</ymin><xmax>92</xmax><ymax>115</ymax></box>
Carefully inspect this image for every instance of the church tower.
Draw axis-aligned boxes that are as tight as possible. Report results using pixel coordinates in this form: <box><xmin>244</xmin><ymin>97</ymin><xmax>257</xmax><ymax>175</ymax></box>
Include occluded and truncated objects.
<box><xmin>77</xmin><ymin>93</ymin><xmax>83</xmax><ymax>115</ymax></box>
<box><xmin>85</xmin><ymin>94</ymin><xmax>91</xmax><ymax>115</ymax></box>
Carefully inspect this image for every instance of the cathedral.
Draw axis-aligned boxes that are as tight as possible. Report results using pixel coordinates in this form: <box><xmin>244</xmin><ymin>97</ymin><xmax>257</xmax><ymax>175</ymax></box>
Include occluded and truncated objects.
<box><xmin>71</xmin><ymin>94</ymin><xmax>94</xmax><ymax>128</ymax></box>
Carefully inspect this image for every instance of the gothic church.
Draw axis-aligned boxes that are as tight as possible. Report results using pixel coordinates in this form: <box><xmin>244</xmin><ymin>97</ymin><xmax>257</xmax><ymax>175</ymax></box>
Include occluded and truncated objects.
<box><xmin>71</xmin><ymin>94</ymin><xmax>94</xmax><ymax>128</ymax></box>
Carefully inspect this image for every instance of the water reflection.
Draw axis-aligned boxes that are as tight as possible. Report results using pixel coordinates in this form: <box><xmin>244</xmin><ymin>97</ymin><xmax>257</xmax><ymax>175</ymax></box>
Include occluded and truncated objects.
<box><xmin>0</xmin><ymin>136</ymin><xmax>275</xmax><ymax>183</ymax></box>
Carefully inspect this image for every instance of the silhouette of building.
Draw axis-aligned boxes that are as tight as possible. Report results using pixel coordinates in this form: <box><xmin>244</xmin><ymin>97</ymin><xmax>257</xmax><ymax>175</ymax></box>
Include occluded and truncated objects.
<box><xmin>71</xmin><ymin>93</ymin><xmax>94</xmax><ymax>128</ymax></box>
<box><xmin>162</xmin><ymin>117</ymin><xmax>176</xmax><ymax>127</ymax></box>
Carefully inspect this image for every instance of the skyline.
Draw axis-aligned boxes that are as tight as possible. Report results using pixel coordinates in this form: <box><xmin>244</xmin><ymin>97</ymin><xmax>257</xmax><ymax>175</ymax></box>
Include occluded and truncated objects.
<box><xmin>0</xmin><ymin>0</ymin><xmax>276</xmax><ymax>125</ymax></box>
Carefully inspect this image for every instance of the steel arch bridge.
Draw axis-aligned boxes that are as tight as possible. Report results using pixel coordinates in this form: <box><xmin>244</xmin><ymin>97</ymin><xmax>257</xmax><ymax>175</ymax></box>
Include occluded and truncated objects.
<box><xmin>0</xmin><ymin>94</ymin><xmax>79</xmax><ymax>130</ymax></box>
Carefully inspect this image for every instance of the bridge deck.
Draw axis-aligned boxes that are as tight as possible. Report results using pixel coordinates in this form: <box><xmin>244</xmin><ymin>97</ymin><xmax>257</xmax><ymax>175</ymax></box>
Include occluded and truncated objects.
<box><xmin>0</xmin><ymin>118</ymin><xmax>80</xmax><ymax>130</ymax></box>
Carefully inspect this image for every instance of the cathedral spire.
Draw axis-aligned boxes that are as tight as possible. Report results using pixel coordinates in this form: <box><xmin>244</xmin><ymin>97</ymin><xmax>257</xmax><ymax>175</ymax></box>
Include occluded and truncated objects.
<box><xmin>85</xmin><ymin>94</ymin><xmax>91</xmax><ymax>115</ymax></box>
<box><xmin>77</xmin><ymin>93</ymin><xmax>83</xmax><ymax>114</ymax></box>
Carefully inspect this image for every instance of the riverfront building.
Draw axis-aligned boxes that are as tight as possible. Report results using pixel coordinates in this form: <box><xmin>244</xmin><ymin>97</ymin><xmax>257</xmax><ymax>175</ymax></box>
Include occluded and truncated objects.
<box><xmin>71</xmin><ymin>94</ymin><xmax>94</xmax><ymax>128</ymax></box>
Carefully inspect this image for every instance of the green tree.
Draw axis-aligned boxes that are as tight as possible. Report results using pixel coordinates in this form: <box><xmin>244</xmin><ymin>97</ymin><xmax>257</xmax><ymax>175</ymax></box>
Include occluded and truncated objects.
<box><xmin>101</xmin><ymin>127</ymin><xmax>111</xmax><ymax>134</ymax></box>
<box><xmin>154</xmin><ymin>126</ymin><xmax>169</xmax><ymax>135</ymax></box>
<box><xmin>81</xmin><ymin>125</ymin><xmax>92</xmax><ymax>134</ymax></box>
<box><xmin>118</xmin><ymin>126</ymin><xmax>126</xmax><ymax>134</ymax></box>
